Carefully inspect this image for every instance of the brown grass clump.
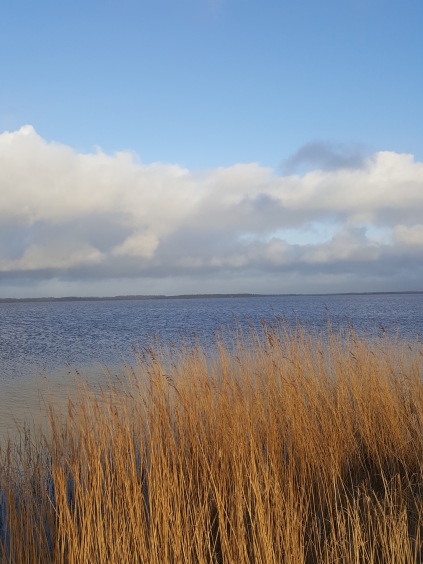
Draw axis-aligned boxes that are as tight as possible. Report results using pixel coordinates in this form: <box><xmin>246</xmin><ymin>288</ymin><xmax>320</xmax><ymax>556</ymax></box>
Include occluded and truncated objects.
<box><xmin>1</xmin><ymin>321</ymin><xmax>423</xmax><ymax>563</ymax></box>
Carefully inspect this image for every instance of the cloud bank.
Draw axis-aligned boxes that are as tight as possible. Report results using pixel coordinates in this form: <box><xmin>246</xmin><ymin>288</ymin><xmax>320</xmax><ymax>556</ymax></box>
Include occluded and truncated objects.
<box><xmin>1</xmin><ymin>126</ymin><xmax>422</xmax><ymax>296</ymax></box>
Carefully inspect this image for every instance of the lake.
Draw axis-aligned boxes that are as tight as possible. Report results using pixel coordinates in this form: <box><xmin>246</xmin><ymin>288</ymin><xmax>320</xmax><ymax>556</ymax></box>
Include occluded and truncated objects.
<box><xmin>0</xmin><ymin>293</ymin><xmax>422</xmax><ymax>440</ymax></box>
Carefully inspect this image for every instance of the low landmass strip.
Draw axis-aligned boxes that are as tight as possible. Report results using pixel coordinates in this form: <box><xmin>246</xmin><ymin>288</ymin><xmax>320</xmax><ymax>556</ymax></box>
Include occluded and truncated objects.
<box><xmin>0</xmin><ymin>291</ymin><xmax>422</xmax><ymax>303</ymax></box>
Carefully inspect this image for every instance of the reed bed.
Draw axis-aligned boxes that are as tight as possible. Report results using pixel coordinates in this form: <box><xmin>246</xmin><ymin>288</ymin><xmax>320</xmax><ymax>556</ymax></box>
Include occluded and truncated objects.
<box><xmin>1</xmin><ymin>321</ymin><xmax>423</xmax><ymax>563</ymax></box>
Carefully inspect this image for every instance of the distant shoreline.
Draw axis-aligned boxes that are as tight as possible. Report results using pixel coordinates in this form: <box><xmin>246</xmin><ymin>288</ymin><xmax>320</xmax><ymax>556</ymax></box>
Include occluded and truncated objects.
<box><xmin>0</xmin><ymin>291</ymin><xmax>422</xmax><ymax>304</ymax></box>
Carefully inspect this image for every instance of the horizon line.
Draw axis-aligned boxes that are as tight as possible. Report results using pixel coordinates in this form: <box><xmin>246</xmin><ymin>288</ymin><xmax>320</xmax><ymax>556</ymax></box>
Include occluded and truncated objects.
<box><xmin>1</xmin><ymin>290</ymin><xmax>422</xmax><ymax>303</ymax></box>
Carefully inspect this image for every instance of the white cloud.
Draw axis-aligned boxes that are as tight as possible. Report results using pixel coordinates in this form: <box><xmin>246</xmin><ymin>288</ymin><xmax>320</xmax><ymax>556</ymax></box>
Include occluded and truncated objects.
<box><xmin>0</xmin><ymin>243</ymin><xmax>104</xmax><ymax>272</ymax></box>
<box><xmin>394</xmin><ymin>224</ymin><xmax>423</xmax><ymax>247</ymax></box>
<box><xmin>112</xmin><ymin>232</ymin><xmax>159</xmax><ymax>259</ymax></box>
<box><xmin>0</xmin><ymin>126</ymin><xmax>422</xmax><ymax>295</ymax></box>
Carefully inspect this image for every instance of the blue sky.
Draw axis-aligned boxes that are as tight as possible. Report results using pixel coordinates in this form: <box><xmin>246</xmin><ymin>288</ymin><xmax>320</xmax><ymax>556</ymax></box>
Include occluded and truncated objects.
<box><xmin>0</xmin><ymin>0</ymin><xmax>422</xmax><ymax>296</ymax></box>
<box><xmin>2</xmin><ymin>0</ymin><xmax>422</xmax><ymax>168</ymax></box>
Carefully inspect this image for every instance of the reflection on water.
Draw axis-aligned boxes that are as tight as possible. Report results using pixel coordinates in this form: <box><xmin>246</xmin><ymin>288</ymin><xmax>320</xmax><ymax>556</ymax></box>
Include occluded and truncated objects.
<box><xmin>0</xmin><ymin>364</ymin><xmax>131</xmax><ymax>446</ymax></box>
<box><xmin>1</xmin><ymin>294</ymin><xmax>422</xmax><ymax>443</ymax></box>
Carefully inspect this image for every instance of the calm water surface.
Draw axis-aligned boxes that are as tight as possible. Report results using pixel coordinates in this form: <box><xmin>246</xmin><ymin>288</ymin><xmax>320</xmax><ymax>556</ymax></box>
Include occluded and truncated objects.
<box><xmin>0</xmin><ymin>294</ymin><xmax>422</xmax><ymax>440</ymax></box>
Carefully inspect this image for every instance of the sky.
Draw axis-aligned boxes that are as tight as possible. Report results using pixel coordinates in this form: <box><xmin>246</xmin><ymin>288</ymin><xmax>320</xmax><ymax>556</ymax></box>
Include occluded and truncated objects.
<box><xmin>0</xmin><ymin>0</ymin><xmax>422</xmax><ymax>297</ymax></box>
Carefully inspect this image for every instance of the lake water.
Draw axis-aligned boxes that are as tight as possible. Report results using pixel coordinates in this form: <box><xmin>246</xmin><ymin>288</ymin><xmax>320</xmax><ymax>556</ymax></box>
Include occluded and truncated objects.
<box><xmin>0</xmin><ymin>294</ymin><xmax>422</xmax><ymax>440</ymax></box>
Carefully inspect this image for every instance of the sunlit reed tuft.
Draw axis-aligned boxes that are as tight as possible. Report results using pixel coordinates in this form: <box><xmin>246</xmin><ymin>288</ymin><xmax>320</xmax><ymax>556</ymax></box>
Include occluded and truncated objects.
<box><xmin>1</xmin><ymin>321</ymin><xmax>423</xmax><ymax>562</ymax></box>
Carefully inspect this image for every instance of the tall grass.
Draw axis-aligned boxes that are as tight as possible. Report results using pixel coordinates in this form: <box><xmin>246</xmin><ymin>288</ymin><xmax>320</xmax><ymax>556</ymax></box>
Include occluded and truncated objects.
<box><xmin>1</xmin><ymin>321</ymin><xmax>423</xmax><ymax>562</ymax></box>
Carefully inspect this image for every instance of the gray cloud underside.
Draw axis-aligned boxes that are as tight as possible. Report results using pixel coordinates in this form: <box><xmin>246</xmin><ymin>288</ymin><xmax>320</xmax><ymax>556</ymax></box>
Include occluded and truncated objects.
<box><xmin>283</xmin><ymin>141</ymin><xmax>367</xmax><ymax>174</ymax></box>
<box><xmin>1</xmin><ymin>126</ymin><xmax>422</xmax><ymax>295</ymax></box>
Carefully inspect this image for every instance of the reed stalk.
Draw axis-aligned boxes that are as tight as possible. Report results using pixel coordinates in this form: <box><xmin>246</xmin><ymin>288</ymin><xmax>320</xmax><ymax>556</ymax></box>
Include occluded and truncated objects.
<box><xmin>1</xmin><ymin>321</ymin><xmax>422</xmax><ymax>562</ymax></box>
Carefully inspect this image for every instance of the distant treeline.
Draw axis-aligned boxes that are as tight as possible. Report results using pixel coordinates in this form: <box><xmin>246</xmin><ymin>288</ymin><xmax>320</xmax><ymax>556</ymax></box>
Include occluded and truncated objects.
<box><xmin>0</xmin><ymin>293</ymin><xmax>266</xmax><ymax>303</ymax></box>
<box><xmin>0</xmin><ymin>291</ymin><xmax>422</xmax><ymax>304</ymax></box>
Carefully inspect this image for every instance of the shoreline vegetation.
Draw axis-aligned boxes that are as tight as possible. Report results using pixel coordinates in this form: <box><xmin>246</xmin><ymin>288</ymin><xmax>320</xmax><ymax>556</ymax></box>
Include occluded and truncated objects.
<box><xmin>0</xmin><ymin>290</ymin><xmax>422</xmax><ymax>303</ymax></box>
<box><xmin>1</xmin><ymin>322</ymin><xmax>423</xmax><ymax>562</ymax></box>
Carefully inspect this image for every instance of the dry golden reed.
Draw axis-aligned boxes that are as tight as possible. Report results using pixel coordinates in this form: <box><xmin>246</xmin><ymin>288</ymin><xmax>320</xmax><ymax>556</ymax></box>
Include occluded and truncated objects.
<box><xmin>1</xmin><ymin>321</ymin><xmax>423</xmax><ymax>563</ymax></box>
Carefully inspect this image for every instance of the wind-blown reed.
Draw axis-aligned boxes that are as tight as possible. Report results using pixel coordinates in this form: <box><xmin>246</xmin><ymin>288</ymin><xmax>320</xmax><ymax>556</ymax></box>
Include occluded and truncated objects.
<box><xmin>1</xmin><ymin>322</ymin><xmax>423</xmax><ymax>562</ymax></box>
